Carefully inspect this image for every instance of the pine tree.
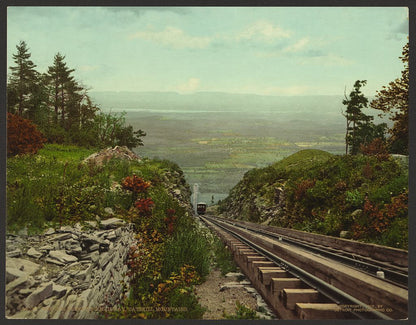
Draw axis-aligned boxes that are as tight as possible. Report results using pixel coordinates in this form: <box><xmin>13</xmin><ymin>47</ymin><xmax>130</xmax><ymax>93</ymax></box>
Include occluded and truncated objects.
<box><xmin>370</xmin><ymin>41</ymin><xmax>409</xmax><ymax>154</ymax></box>
<box><xmin>8</xmin><ymin>41</ymin><xmax>39</xmax><ymax>116</ymax></box>
<box><xmin>46</xmin><ymin>53</ymin><xmax>75</xmax><ymax>128</ymax></box>
<box><xmin>342</xmin><ymin>80</ymin><xmax>372</xmax><ymax>155</ymax></box>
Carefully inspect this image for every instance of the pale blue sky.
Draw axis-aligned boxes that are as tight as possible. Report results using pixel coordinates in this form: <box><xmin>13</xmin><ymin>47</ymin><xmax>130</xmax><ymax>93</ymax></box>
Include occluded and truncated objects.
<box><xmin>7</xmin><ymin>6</ymin><xmax>408</xmax><ymax>96</ymax></box>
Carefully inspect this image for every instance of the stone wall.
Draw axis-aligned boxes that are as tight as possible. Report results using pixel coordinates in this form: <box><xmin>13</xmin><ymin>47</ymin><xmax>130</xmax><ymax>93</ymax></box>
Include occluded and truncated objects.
<box><xmin>6</xmin><ymin>217</ymin><xmax>135</xmax><ymax>319</ymax></box>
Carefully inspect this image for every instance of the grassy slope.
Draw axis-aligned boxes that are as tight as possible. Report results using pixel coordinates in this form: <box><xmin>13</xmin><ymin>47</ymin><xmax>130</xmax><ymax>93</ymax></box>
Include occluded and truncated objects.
<box><xmin>6</xmin><ymin>144</ymin><xmax>222</xmax><ymax>318</ymax></box>
<box><xmin>218</xmin><ymin>149</ymin><xmax>408</xmax><ymax>249</ymax></box>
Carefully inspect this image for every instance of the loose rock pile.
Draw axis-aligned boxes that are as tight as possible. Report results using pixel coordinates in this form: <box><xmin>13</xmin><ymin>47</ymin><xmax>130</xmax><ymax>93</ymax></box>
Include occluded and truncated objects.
<box><xmin>82</xmin><ymin>146</ymin><xmax>141</xmax><ymax>166</ymax></box>
<box><xmin>6</xmin><ymin>217</ymin><xmax>135</xmax><ymax>319</ymax></box>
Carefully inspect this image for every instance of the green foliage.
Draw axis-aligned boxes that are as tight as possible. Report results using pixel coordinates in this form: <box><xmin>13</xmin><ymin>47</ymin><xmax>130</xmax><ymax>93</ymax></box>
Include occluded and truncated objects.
<box><xmin>370</xmin><ymin>41</ymin><xmax>408</xmax><ymax>154</ymax></box>
<box><xmin>224</xmin><ymin>301</ymin><xmax>260</xmax><ymax>320</ymax></box>
<box><xmin>220</xmin><ymin>149</ymin><xmax>408</xmax><ymax>249</ymax></box>
<box><xmin>212</xmin><ymin>237</ymin><xmax>237</xmax><ymax>275</ymax></box>
<box><xmin>7</xmin><ymin>41</ymin><xmax>146</xmax><ymax>151</ymax></box>
<box><xmin>8</xmin><ymin>143</ymin><xmax>210</xmax><ymax>318</ymax></box>
<box><xmin>342</xmin><ymin>80</ymin><xmax>387</xmax><ymax>155</ymax></box>
<box><xmin>8</xmin><ymin>41</ymin><xmax>39</xmax><ymax>117</ymax></box>
<box><xmin>161</xmin><ymin>223</ymin><xmax>211</xmax><ymax>279</ymax></box>
<box><xmin>380</xmin><ymin>217</ymin><xmax>408</xmax><ymax>249</ymax></box>
<box><xmin>345</xmin><ymin>189</ymin><xmax>365</xmax><ymax>209</ymax></box>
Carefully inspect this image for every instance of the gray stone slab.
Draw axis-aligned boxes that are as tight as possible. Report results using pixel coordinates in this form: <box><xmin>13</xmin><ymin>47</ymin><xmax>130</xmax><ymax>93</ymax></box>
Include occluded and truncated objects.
<box><xmin>105</xmin><ymin>230</ymin><xmax>117</xmax><ymax>240</ymax></box>
<box><xmin>49</xmin><ymin>250</ymin><xmax>78</xmax><ymax>264</ymax></box>
<box><xmin>52</xmin><ymin>283</ymin><xmax>68</xmax><ymax>298</ymax></box>
<box><xmin>26</xmin><ymin>247</ymin><xmax>43</xmax><ymax>259</ymax></box>
<box><xmin>6</xmin><ymin>275</ymin><xmax>30</xmax><ymax>293</ymax></box>
<box><xmin>6</xmin><ymin>258</ymin><xmax>40</xmax><ymax>275</ymax></box>
<box><xmin>45</xmin><ymin>258</ymin><xmax>65</xmax><ymax>266</ymax></box>
<box><xmin>100</xmin><ymin>217</ymin><xmax>125</xmax><ymax>229</ymax></box>
<box><xmin>7</xmin><ymin>249</ymin><xmax>22</xmax><ymax>258</ymax></box>
<box><xmin>6</xmin><ymin>267</ymin><xmax>26</xmax><ymax>283</ymax></box>
<box><xmin>48</xmin><ymin>233</ymin><xmax>73</xmax><ymax>241</ymax></box>
<box><xmin>44</xmin><ymin>228</ymin><xmax>55</xmax><ymax>235</ymax></box>
<box><xmin>24</xmin><ymin>282</ymin><xmax>53</xmax><ymax>309</ymax></box>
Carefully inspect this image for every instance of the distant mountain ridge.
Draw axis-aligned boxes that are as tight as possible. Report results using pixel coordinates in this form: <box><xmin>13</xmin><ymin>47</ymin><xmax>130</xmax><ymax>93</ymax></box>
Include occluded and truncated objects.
<box><xmin>89</xmin><ymin>91</ymin><xmax>384</xmax><ymax>124</ymax></box>
<box><xmin>90</xmin><ymin>91</ymin><xmax>345</xmax><ymax>110</ymax></box>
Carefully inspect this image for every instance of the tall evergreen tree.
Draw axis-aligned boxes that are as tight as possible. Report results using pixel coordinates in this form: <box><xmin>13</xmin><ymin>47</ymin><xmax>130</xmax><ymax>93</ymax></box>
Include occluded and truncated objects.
<box><xmin>46</xmin><ymin>53</ymin><xmax>75</xmax><ymax>128</ymax></box>
<box><xmin>371</xmin><ymin>41</ymin><xmax>409</xmax><ymax>154</ymax></box>
<box><xmin>342</xmin><ymin>80</ymin><xmax>373</xmax><ymax>155</ymax></box>
<box><xmin>8</xmin><ymin>41</ymin><xmax>39</xmax><ymax>116</ymax></box>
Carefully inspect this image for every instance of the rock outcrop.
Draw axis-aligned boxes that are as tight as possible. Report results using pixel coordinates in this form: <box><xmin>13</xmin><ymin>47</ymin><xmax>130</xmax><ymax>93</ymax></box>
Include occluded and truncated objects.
<box><xmin>6</xmin><ymin>218</ymin><xmax>135</xmax><ymax>319</ymax></box>
<box><xmin>82</xmin><ymin>146</ymin><xmax>141</xmax><ymax>166</ymax></box>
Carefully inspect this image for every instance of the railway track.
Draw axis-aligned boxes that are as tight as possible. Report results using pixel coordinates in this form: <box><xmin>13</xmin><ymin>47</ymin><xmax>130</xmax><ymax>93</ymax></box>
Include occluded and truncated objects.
<box><xmin>216</xmin><ymin>216</ymin><xmax>408</xmax><ymax>288</ymax></box>
<box><xmin>199</xmin><ymin>215</ymin><xmax>408</xmax><ymax>320</ymax></box>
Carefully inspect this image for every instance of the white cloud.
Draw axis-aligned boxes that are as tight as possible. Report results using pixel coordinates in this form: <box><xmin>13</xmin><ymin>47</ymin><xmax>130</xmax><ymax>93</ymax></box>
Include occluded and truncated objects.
<box><xmin>175</xmin><ymin>78</ymin><xmax>201</xmax><ymax>93</ymax></box>
<box><xmin>129</xmin><ymin>26</ymin><xmax>211</xmax><ymax>49</ymax></box>
<box><xmin>299</xmin><ymin>53</ymin><xmax>353</xmax><ymax>66</ymax></box>
<box><xmin>236</xmin><ymin>20</ymin><xmax>291</xmax><ymax>43</ymax></box>
<box><xmin>282</xmin><ymin>38</ymin><xmax>310</xmax><ymax>53</ymax></box>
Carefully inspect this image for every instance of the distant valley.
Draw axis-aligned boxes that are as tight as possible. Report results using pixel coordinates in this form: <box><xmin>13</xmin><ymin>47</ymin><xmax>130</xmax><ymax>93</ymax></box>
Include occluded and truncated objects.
<box><xmin>90</xmin><ymin>91</ymin><xmax>389</xmax><ymax>204</ymax></box>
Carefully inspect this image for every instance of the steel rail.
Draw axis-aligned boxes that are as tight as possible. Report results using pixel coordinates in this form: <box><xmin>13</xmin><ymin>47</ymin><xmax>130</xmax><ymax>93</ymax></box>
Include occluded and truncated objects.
<box><xmin>218</xmin><ymin>217</ymin><xmax>408</xmax><ymax>288</ymax></box>
<box><xmin>202</xmin><ymin>215</ymin><xmax>393</xmax><ymax>321</ymax></box>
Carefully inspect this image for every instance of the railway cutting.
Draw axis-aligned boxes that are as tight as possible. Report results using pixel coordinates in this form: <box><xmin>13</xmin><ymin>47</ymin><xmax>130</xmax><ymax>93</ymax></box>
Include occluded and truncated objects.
<box><xmin>199</xmin><ymin>214</ymin><xmax>408</xmax><ymax>320</ymax></box>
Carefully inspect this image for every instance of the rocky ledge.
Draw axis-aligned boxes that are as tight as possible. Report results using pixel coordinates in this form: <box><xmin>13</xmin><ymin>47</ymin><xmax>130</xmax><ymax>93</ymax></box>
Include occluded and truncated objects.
<box><xmin>6</xmin><ymin>217</ymin><xmax>135</xmax><ymax>319</ymax></box>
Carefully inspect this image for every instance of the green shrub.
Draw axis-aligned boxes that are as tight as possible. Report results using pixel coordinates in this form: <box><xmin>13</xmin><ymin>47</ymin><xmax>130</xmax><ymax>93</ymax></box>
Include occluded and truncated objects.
<box><xmin>345</xmin><ymin>189</ymin><xmax>365</xmax><ymax>209</ymax></box>
<box><xmin>380</xmin><ymin>217</ymin><xmax>408</xmax><ymax>249</ymax></box>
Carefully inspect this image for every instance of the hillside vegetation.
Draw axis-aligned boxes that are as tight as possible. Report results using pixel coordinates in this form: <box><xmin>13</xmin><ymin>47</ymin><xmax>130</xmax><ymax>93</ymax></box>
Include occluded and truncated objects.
<box><xmin>6</xmin><ymin>144</ymin><xmax>233</xmax><ymax>319</ymax></box>
<box><xmin>218</xmin><ymin>149</ymin><xmax>408</xmax><ymax>249</ymax></box>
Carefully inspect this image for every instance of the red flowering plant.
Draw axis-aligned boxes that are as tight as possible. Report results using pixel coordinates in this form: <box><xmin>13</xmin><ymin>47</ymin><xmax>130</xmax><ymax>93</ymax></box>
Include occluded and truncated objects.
<box><xmin>121</xmin><ymin>174</ymin><xmax>152</xmax><ymax>208</ymax></box>
<box><xmin>121</xmin><ymin>175</ymin><xmax>151</xmax><ymax>194</ymax></box>
<box><xmin>135</xmin><ymin>198</ymin><xmax>155</xmax><ymax>216</ymax></box>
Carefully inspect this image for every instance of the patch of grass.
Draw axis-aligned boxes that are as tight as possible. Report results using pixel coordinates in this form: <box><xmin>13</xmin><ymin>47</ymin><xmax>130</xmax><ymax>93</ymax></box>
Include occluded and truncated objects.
<box><xmin>39</xmin><ymin>143</ymin><xmax>96</xmax><ymax>162</ymax></box>
<box><xmin>212</xmin><ymin>237</ymin><xmax>237</xmax><ymax>275</ymax></box>
<box><xmin>161</xmin><ymin>223</ymin><xmax>212</xmax><ymax>279</ymax></box>
<box><xmin>224</xmin><ymin>301</ymin><xmax>260</xmax><ymax>320</ymax></box>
